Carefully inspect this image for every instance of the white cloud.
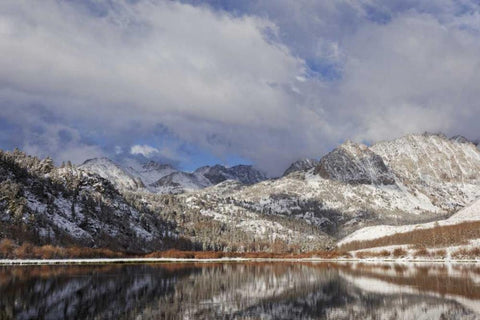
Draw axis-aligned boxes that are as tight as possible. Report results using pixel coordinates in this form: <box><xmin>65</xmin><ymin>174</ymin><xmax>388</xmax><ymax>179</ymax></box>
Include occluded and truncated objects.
<box><xmin>333</xmin><ymin>13</ymin><xmax>480</xmax><ymax>142</ymax></box>
<box><xmin>130</xmin><ymin>145</ymin><xmax>160</xmax><ymax>157</ymax></box>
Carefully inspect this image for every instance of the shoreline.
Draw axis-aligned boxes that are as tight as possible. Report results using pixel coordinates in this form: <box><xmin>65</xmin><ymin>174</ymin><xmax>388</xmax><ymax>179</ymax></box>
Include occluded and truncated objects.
<box><xmin>1</xmin><ymin>257</ymin><xmax>480</xmax><ymax>265</ymax></box>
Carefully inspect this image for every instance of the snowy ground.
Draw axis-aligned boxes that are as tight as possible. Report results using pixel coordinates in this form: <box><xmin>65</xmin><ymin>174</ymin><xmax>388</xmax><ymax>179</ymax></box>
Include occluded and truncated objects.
<box><xmin>339</xmin><ymin>198</ymin><xmax>480</xmax><ymax>245</ymax></box>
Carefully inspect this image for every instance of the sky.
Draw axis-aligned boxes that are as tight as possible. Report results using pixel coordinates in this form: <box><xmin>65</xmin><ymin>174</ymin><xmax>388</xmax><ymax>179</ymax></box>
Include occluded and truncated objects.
<box><xmin>1</xmin><ymin>0</ymin><xmax>480</xmax><ymax>176</ymax></box>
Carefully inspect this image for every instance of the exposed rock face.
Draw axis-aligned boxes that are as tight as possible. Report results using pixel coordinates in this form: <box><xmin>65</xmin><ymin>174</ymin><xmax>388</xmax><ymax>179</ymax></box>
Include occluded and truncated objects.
<box><xmin>371</xmin><ymin>133</ymin><xmax>480</xmax><ymax>185</ymax></box>
<box><xmin>196</xmin><ymin>164</ymin><xmax>266</xmax><ymax>185</ymax></box>
<box><xmin>283</xmin><ymin>158</ymin><xmax>319</xmax><ymax>176</ymax></box>
<box><xmin>315</xmin><ymin>141</ymin><xmax>395</xmax><ymax>185</ymax></box>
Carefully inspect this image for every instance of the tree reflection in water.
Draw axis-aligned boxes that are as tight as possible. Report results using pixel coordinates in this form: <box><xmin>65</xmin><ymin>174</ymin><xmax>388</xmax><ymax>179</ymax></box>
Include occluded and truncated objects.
<box><xmin>0</xmin><ymin>262</ymin><xmax>479</xmax><ymax>319</ymax></box>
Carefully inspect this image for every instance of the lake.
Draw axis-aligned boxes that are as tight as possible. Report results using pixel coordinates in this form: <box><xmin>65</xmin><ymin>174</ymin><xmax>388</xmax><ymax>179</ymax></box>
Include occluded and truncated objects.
<box><xmin>0</xmin><ymin>261</ymin><xmax>479</xmax><ymax>319</ymax></box>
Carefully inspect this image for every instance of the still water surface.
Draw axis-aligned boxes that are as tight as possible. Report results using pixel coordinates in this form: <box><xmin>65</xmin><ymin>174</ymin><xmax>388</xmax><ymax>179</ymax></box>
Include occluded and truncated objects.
<box><xmin>1</xmin><ymin>262</ymin><xmax>480</xmax><ymax>319</ymax></box>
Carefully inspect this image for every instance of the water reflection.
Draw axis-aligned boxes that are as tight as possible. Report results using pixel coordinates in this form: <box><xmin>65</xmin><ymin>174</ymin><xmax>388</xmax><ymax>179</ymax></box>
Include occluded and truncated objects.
<box><xmin>0</xmin><ymin>262</ymin><xmax>480</xmax><ymax>319</ymax></box>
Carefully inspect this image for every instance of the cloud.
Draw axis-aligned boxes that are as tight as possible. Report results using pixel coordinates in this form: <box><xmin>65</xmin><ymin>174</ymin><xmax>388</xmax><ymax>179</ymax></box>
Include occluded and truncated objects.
<box><xmin>333</xmin><ymin>12</ymin><xmax>480</xmax><ymax>142</ymax></box>
<box><xmin>130</xmin><ymin>144</ymin><xmax>159</xmax><ymax>157</ymax></box>
<box><xmin>21</xmin><ymin>124</ymin><xmax>105</xmax><ymax>165</ymax></box>
<box><xmin>0</xmin><ymin>0</ymin><xmax>315</xmax><ymax>174</ymax></box>
<box><xmin>1</xmin><ymin>0</ymin><xmax>480</xmax><ymax>175</ymax></box>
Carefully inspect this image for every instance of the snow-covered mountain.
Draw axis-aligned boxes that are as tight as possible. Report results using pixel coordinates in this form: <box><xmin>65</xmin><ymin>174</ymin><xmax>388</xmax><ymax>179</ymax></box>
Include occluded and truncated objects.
<box><xmin>149</xmin><ymin>171</ymin><xmax>211</xmax><ymax>194</ymax></box>
<box><xmin>2</xmin><ymin>132</ymin><xmax>480</xmax><ymax>253</ymax></box>
<box><xmin>123</xmin><ymin>159</ymin><xmax>177</xmax><ymax>187</ymax></box>
<box><xmin>175</xmin><ymin>133</ymin><xmax>480</xmax><ymax>238</ymax></box>
<box><xmin>0</xmin><ymin>150</ymin><xmax>177</xmax><ymax>252</ymax></box>
<box><xmin>282</xmin><ymin>158</ymin><xmax>319</xmax><ymax>176</ymax></box>
<box><xmin>79</xmin><ymin>158</ymin><xmax>267</xmax><ymax>194</ymax></box>
<box><xmin>79</xmin><ymin>157</ymin><xmax>144</xmax><ymax>191</ymax></box>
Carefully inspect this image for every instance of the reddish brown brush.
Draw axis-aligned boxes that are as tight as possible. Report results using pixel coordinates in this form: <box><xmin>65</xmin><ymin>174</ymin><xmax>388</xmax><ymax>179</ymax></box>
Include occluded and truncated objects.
<box><xmin>339</xmin><ymin>221</ymin><xmax>480</xmax><ymax>251</ymax></box>
<box><xmin>0</xmin><ymin>239</ymin><xmax>123</xmax><ymax>259</ymax></box>
<box><xmin>451</xmin><ymin>247</ymin><xmax>480</xmax><ymax>259</ymax></box>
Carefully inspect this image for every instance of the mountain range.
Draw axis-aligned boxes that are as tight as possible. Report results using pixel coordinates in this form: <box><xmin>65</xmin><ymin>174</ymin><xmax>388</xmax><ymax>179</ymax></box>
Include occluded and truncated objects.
<box><xmin>1</xmin><ymin>132</ymin><xmax>480</xmax><ymax>253</ymax></box>
<box><xmin>79</xmin><ymin>157</ymin><xmax>267</xmax><ymax>194</ymax></box>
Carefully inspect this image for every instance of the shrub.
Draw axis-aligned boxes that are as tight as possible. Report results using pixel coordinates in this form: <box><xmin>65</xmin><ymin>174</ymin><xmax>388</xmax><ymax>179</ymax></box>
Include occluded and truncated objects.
<box><xmin>0</xmin><ymin>239</ymin><xmax>16</xmax><ymax>258</ymax></box>
<box><xmin>13</xmin><ymin>242</ymin><xmax>34</xmax><ymax>259</ymax></box>
<box><xmin>451</xmin><ymin>248</ymin><xmax>480</xmax><ymax>259</ymax></box>
<box><xmin>431</xmin><ymin>249</ymin><xmax>447</xmax><ymax>259</ymax></box>
<box><xmin>392</xmin><ymin>248</ymin><xmax>407</xmax><ymax>257</ymax></box>
<box><xmin>413</xmin><ymin>247</ymin><xmax>430</xmax><ymax>258</ymax></box>
<box><xmin>378</xmin><ymin>250</ymin><xmax>391</xmax><ymax>257</ymax></box>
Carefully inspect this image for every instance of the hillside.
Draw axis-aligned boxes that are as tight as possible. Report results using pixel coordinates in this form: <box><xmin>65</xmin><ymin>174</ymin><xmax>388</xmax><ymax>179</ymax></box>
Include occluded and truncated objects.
<box><xmin>339</xmin><ymin>198</ymin><xmax>480</xmax><ymax>247</ymax></box>
<box><xmin>0</xmin><ymin>149</ymin><xmax>177</xmax><ymax>253</ymax></box>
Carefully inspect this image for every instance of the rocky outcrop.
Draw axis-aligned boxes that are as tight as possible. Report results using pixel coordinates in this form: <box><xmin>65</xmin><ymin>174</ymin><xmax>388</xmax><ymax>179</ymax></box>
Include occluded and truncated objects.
<box><xmin>196</xmin><ymin>164</ymin><xmax>266</xmax><ymax>185</ymax></box>
<box><xmin>283</xmin><ymin>158</ymin><xmax>319</xmax><ymax>176</ymax></box>
<box><xmin>315</xmin><ymin>141</ymin><xmax>395</xmax><ymax>185</ymax></box>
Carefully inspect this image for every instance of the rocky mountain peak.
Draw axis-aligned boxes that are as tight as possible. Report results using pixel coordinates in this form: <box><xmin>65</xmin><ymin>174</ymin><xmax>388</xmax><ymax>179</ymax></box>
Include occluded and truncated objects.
<box><xmin>314</xmin><ymin>141</ymin><xmax>395</xmax><ymax>185</ymax></box>
<box><xmin>150</xmin><ymin>171</ymin><xmax>210</xmax><ymax>194</ymax></box>
<box><xmin>283</xmin><ymin>158</ymin><xmax>319</xmax><ymax>176</ymax></box>
<box><xmin>142</xmin><ymin>161</ymin><xmax>175</xmax><ymax>171</ymax></box>
<box><xmin>228</xmin><ymin>165</ymin><xmax>266</xmax><ymax>184</ymax></box>
<box><xmin>450</xmin><ymin>135</ymin><xmax>472</xmax><ymax>144</ymax></box>
<box><xmin>194</xmin><ymin>164</ymin><xmax>266</xmax><ymax>185</ymax></box>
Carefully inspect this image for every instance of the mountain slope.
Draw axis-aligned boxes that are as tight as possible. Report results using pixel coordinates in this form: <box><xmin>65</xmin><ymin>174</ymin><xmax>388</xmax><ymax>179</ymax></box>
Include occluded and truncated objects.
<box><xmin>132</xmin><ymin>181</ymin><xmax>335</xmax><ymax>252</ymax></box>
<box><xmin>371</xmin><ymin>133</ymin><xmax>480</xmax><ymax>185</ymax></box>
<box><xmin>338</xmin><ymin>198</ymin><xmax>480</xmax><ymax>246</ymax></box>
<box><xmin>0</xmin><ymin>150</ymin><xmax>177</xmax><ymax>252</ymax></box>
<box><xmin>149</xmin><ymin>171</ymin><xmax>211</xmax><ymax>194</ymax></box>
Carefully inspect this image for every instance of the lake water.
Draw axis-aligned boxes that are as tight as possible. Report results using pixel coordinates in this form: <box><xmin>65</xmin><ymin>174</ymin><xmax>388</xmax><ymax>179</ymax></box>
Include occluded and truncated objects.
<box><xmin>1</xmin><ymin>262</ymin><xmax>480</xmax><ymax>319</ymax></box>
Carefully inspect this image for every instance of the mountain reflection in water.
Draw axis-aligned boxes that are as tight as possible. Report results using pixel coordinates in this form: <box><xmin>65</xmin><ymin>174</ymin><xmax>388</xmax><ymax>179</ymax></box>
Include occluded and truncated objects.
<box><xmin>0</xmin><ymin>262</ymin><xmax>479</xmax><ymax>319</ymax></box>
